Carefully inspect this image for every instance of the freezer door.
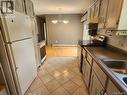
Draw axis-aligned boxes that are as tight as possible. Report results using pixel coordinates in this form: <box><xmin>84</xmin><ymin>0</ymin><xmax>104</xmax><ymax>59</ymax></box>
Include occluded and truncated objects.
<box><xmin>7</xmin><ymin>38</ymin><xmax>37</xmax><ymax>94</ymax></box>
<box><xmin>1</xmin><ymin>12</ymin><xmax>33</xmax><ymax>42</ymax></box>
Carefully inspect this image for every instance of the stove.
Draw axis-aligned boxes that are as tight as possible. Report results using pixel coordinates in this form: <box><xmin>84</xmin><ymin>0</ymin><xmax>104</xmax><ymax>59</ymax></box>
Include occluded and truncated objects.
<box><xmin>79</xmin><ymin>35</ymin><xmax>107</xmax><ymax>47</ymax></box>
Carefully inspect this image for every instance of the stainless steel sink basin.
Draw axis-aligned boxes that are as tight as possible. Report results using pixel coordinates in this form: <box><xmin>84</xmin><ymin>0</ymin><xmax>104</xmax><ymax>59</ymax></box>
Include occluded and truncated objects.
<box><xmin>102</xmin><ymin>59</ymin><xmax>127</xmax><ymax>74</ymax></box>
<box><xmin>123</xmin><ymin>77</ymin><xmax>127</xmax><ymax>85</ymax></box>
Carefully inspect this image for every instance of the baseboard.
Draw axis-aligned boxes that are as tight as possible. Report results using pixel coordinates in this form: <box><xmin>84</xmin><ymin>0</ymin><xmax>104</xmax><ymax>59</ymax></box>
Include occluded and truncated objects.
<box><xmin>52</xmin><ymin>44</ymin><xmax>78</xmax><ymax>47</ymax></box>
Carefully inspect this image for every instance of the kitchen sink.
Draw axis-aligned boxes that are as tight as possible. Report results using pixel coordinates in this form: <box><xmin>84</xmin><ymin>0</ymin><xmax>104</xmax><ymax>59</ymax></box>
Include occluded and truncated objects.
<box><xmin>102</xmin><ymin>59</ymin><xmax>127</xmax><ymax>74</ymax></box>
<box><xmin>123</xmin><ymin>77</ymin><xmax>127</xmax><ymax>85</ymax></box>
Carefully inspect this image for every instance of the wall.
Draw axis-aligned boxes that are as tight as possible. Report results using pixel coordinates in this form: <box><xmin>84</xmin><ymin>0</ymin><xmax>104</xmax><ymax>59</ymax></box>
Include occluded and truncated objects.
<box><xmin>98</xmin><ymin>30</ymin><xmax>127</xmax><ymax>51</ymax></box>
<box><xmin>108</xmin><ymin>36</ymin><xmax>127</xmax><ymax>51</ymax></box>
<box><xmin>46</xmin><ymin>14</ymin><xmax>83</xmax><ymax>45</ymax></box>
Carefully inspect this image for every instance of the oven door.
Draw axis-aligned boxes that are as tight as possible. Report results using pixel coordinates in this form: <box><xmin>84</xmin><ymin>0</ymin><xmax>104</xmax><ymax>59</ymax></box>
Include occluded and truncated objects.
<box><xmin>40</xmin><ymin>45</ymin><xmax>46</xmax><ymax>63</ymax></box>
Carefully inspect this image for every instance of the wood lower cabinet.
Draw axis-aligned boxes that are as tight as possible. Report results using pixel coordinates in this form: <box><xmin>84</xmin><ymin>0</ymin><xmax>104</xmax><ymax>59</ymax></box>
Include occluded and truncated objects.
<box><xmin>86</xmin><ymin>53</ymin><xmax>93</xmax><ymax>65</ymax></box>
<box><xmin>82</xmin><ymin>56</ymin><xmax>91</xmax><ymax>88</ymax></box>
<box><xmin>93</xmin><ymin>61</ymin><xmax>107</xmax><ymax>87</ymax></box>
<box><xmin>80</xmin><ymin>47</ymin><xmax>123</xmax><ymax>95</ymax></box>
<box><xmin>106</xmin><ymin>79</ymin><xmax>121</xmax><ymax>95</ymax></box>
<box><xmin>89</xmin><ymin>70</ymin><xmax>105</xmax><ymax>95</ymax></box>
<box><xmin>78</xmin><ymin>45</ymin><xmax>82</xmax><ymax>61</ymax></box>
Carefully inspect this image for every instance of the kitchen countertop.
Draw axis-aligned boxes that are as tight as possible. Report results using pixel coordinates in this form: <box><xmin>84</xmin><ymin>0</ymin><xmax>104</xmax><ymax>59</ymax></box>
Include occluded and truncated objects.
<box><xmin>82</xmin><ymin>46</ymin><xmax>127</xmax><ymax>93</ymax></box>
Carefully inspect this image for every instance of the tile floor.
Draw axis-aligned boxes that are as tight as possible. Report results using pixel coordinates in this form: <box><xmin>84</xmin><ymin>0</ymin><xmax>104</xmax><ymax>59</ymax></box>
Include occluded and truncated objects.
<box><xmin>25</xmin><ymin>46</ymin><xmax>89</xmax><ymax>95</ymax></box>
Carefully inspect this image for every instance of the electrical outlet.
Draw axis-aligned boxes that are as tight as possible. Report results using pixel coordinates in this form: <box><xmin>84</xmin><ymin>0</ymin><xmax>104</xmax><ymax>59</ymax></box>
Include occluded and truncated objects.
<box><xmin>116</xmin><ymin>31</ymin><xmax>127</xmax><ymax>36</ymax></box>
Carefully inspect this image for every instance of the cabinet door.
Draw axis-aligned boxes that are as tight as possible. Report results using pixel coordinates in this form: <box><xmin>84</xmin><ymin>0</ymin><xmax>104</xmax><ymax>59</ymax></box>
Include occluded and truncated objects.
<box><xmin>118</xmin><ymin>0</ymin><xmax>127</xmax><ymax>30</ymax></box>
<box><xmin>93</xmin><ymin>61</ymin><xmax>107</xmax><ymax>87</ymax></box>
<box><xmin>106</xmin><ymin>79</ymin><xmax>121</xmax><ymax>95</ymax></box>
<box><xmin>90</xmin><ymin>5</ymin><xmax>95</xmax><ymax>19</ymax></box>
<box><xmin>86</xmin><ymin>53</ymin><xmax>92</xmax><ymax>65</ymax></box>
<box><xmin>105</xmin><ymin>0</ymin><xmax>123</xmax><ymax>29</ymax></box>
<box><xmin>24</xmin><ymin>0</ymin><xmax>34</xmax><ymax>16</ymax></box>
<box><xmin>15</xmin><ymin>0</ymin><xmax>25</xmax><ymax>13</ymax></box>
<box><xmin>94</xmin><ymin>0</ymin><xmax>100</xmax><ymax>19</ymax></box>
<box><xmin>89</xmin><ymin>71</ymin><xmax>104</xmax><ymax>95</ymax></box>
<box><xmin>98</xmin><ymin>0</ymin><xmax>109</xmax><ymax>29</ymax></box>
<box><xmin>90</xmin><ymin>0</ymin><xmax>96</xmax><ymax>4</ymax></box>
<box><xmin>82</xmin><ymin>58</ymin><xmax>91</xmax><ymax>88</ymax></box>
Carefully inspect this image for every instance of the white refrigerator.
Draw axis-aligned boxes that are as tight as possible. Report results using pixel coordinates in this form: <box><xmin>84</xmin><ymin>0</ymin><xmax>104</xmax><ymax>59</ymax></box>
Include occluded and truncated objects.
<box><xmin>0</xmin><ymin>12</ymin><xmax>37</xmax><ymax>95</ymax></box>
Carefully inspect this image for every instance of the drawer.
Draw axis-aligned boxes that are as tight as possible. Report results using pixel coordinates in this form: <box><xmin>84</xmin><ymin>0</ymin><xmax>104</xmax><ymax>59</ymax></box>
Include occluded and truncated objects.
<box><xmin>106</xmin><ymin>79</ymin><xmax>120</xmax><ymax>95</ymax></box>
<box><xmin>93</xmin><ymin>60</ymin><xmax>107</xmax><ymax>87</ymax></box>
<box><xmin>86</xmin><ymin>53</ymin><xmax>93</xmax><ymax>65</ymax></box>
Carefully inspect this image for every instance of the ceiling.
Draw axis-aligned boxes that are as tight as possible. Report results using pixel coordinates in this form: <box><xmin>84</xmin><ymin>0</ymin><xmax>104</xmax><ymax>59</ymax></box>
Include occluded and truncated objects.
<box><xmin>31</xmin><ymin>0</ymin><xmax>90</xmax><ymax>15</ymax></box>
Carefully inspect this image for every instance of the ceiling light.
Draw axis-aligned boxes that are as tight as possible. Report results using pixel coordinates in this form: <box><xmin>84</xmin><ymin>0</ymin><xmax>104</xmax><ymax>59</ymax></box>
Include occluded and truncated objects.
<box><xmin>63</xmin><ymin>20</ymin><xmax>69</xmax><ymax>24</ymax></box>
<box><xmin>51</xmin><ymin>8</ymin><xmax>69</xmax><ymax>24</ymax></box>
<box><xmin>52</xmin><ymin>20</ymin><xmax>58</xmax><ymax>24</ymax></box>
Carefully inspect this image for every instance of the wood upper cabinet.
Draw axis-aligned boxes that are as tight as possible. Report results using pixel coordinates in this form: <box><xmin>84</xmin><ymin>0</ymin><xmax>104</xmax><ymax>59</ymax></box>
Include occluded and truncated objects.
<box><xmin>94</xmin><ymin>0</ymin><xmax>100</xmax><ymax>19</ymax></box>
<box><xmin>15</xmin><ymin>0</ymin><xmax>25</xmax><ymax>13</ymax></box>
<box><xmin>105</xmin><ymin>0</ymin><xmax>123</xmax><ymax>29</ymax></box>
<box><xmin>24</xmin><ymin>0</ymin><xmax>34</xmax><ymax>16</ymax></box>
<box><xmin>90</xmin><ymin>0</ymin><xmax>96</xmax><ymax>4</ymax></box>
<box><xmin>89</xmin><ymin>70</ymin><xmax>105</xmax><ymax>95</ymax></box>
<box><xmin>87</xmin><ymin>0</ymin><xmax>100</xmax><ymax>22</ymax></box>
<box><xmin>90</xmin><ymin>5</ymin><xmax>95</xmax><ymax>19</ymax></box>
<box><xmin>118</xmin><ymin>0</ymin><xmax>127</xmax><ymax>30</ymax></box>
<box><xmin>98</xmin><ymin>0</ymin><xmax>108</xmax><ymax>29</ymax></box>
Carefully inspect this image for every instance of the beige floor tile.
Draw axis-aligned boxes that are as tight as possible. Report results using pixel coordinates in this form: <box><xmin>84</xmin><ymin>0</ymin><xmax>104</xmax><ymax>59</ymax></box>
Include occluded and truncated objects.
<box><xmin>62</xmin><ymin>80</ymin><xmax>79</xmax><ymax>94</ymax></box>
<box><xmin>56</xmin><ymin>76</ymin><xmax>70</xmax><ymax>85</ymax></box>
<box><xmin>70</xmin><ymin>76</ymin><xmax>84</xmax><ymax>86</ymax></box>
<box><xmin>45</xmin><ymin>79</ymin><xmax>61</xmax><ymax>93</ymax></box>
<box><xmin>39</xmin><ymin>73</ymin><xmax>54</xmax><ymax>84</ymax></box>
<box><xmin>29</xmin><ymin>77</ymin><xmax>43</xmax><ymax>91</ymax></box>
<box><xmin>46</xmin><ymin>67</ymin><xmax>57</xmax><ymax>73</ymax></box>
<box><xmin>51</xmin><ymin>87</ymin><xmax>70</xmax><ymax>95</ymax></box>
<box><xmin>32</xmin><ymin>84</ymin><xmax>50</xmax><ymax>95</ymax></box>
<box><xmin>72</xmin><ymin>87</ymin><xmax>89</xmax><ymax>95</ymax></box>
<box><xmin>71</xmin><ymin>67</ymin><xmax>80</xmax><ymax>74</ymax></box>
<box><xmin>57</xmin><ymin>67</ymin><xmax>71</xmax><ymax>73</ymax></box>
<box><xmin>80</xmin><ymin>83</ymin><xmax>88</xmax><ymax>91</ymax></box>
<box><xmin>49</xmin><ymin>70</ymin><xmax>62</xmax><ymax>79</ymax></box>
<box><xmin>25</xmin><ymin>47</ymin><xmax>89</xmax><ymax>95</ymax></box>
<box><xmin>62</xmin><ymin>70</ymin><xmax>77</xmax><ymax>79</ymax></box>
<box><xmin>38</xmin><ymin>69</ymin><xmax>49</xmax><ymax>77</ymax></box>
<box><xmin>24</xmin><ymin>89</ymin><xmax>32</xmax><ymax>95</ymax></box>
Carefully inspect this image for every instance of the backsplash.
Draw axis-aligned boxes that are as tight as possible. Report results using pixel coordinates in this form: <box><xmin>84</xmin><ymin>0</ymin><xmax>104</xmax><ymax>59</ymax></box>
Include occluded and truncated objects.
<box><xmin>98</xmin><ymin>29</ymin><xmax>127</xmax><ymax>51</ymax></box>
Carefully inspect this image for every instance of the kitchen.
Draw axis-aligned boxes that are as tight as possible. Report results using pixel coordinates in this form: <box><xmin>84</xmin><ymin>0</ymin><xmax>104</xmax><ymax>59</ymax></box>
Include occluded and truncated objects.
<box><xmin>0</xmin><ymin>0</ymin><xmax>127</xmax><ymax>95</ymax></box>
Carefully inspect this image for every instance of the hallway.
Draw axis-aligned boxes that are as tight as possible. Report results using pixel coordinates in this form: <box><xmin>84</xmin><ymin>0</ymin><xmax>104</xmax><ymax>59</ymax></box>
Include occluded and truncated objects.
<box><xmin>25</xmin><ymin>46</ymin><xmax>89</xmax><ymax>95</ymax></box>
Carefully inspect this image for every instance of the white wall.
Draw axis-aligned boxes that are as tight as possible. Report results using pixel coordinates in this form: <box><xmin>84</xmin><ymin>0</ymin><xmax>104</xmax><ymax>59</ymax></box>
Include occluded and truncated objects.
<box><xmin>46</xmin><ymin>14</ymin><xmax>83</xmax><ymax>45</ymax></box>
